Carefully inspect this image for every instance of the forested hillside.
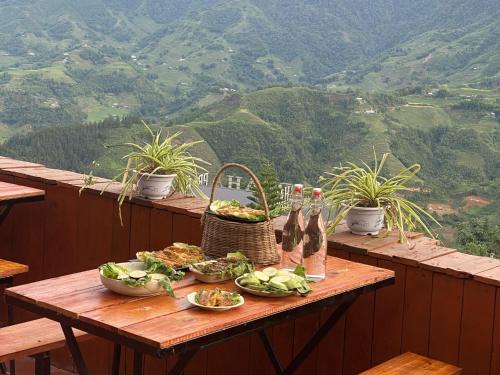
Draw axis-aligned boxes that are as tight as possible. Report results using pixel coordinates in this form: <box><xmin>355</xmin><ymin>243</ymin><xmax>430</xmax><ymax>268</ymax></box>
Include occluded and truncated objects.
<box><xmin>3</xmin><ymin>85</ymin><xmax>498</xmax><ymax>195</ymax></box>
<box><xmin>0</xmin><ymin>0</ymin><xmax>499</xmax><ymax>137</ymax></box>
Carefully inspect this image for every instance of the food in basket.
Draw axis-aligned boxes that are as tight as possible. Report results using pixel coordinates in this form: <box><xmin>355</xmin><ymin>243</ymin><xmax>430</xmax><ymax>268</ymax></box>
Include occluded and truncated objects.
<box><xmin>99</xmin><ymin>258</ymin><xmax>185</xmax><ymax>297</ymax></box>
<box><xmin>195</xmin><ymin>288</ymin><xmax>243</xmax><ymax>307</ymax></box>
<box><xmin>189</xmin><ymin>252</ymin><xmax>255</xmax><ymax>282</ymax></box>
<box><xmin>136</xmin><ymin>242</ymin><xmax>204</xmax><ymax>269</ymax></box>
<box><xmin>236</xmin><ymin>266</ymin><xmax>312</xmax><ymax>297</ymax></box>
<box><xmin>210</xmin><ymin>200</ymin><xmax>267</xmax><ymax>221</ymax></box>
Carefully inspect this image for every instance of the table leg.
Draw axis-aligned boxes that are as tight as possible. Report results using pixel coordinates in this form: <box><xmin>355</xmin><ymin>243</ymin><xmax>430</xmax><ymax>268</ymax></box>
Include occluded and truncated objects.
<box><xmin>0</xmin><ymin>276</ymin><xmax>14</xmax><ymax>374</ymax></box>
<box><xmin>34</xmin><ymin>352</ymin><xmax>50</xmax><ymax>375</ymax></box>
<box><xmin>60</xmin><ymin>324</ymin><xmax>90</xmax><ymax>375</ymax></box>
<box><xmin>259</xmin><ymin>293</ymin><xmax>358</xmax><ymax>375</ymax></box>
<box><xmin>133</xmin><ymin>350</ymin><xmax>143</xmax><ymax>375</ymax></box>
<box><xmin>167</xmin><ymin>348</ymin><xmax>198</xmax><ymax>375</ymax></box>
<box><xmin>111</xmin><ymin>344</ymin><xmax>121</xmax><ymax>375</ymax></box>
<box><xmin>0</xmin><ymin>204</ymin><xmax>12</xmax><ymax>225</ymax></box>
<box><xmin>259</xmin><ymin>330</ymin><xmax>284</xmax><ymax>374</ymax></box>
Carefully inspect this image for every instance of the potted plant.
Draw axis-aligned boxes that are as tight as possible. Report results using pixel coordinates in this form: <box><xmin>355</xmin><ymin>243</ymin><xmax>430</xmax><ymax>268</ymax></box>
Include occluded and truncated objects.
<box><xmin>320</xmin><ymin>152</ymin><xmax>439</xmax><ymax>243</ymax></box>
<box><xmin>105</xmin><ymin>121</ymin><xmax>209</xmax><ymax>214</ymax></box>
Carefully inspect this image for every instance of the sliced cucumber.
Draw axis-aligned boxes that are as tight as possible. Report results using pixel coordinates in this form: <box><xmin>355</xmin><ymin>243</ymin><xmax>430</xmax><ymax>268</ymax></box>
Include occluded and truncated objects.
<box><xmin>253</xmin><ymin>271</ymin><xmax>270</xmax><ymax>282</ymax></box>
<box><xmin>239</xmin><ymin>276</ymin><xmax>260</xmax><ymax>286</ymax></box>
<box><xmin>270</xmin><ymin>275</ymin><xmax>291</xmax><ymax>284</ymax></box>
<box><xmin>276</xmin><ymin>269</ymin><xmax>291</xmax><ymax>276</ymax></box>
<box><xmin>262</xmin><ymin>267</ymin><xmax>278</xmax><ymax>277</ymax></box>
<box><xmin>269</xmin><ymin>280</ymin><xmax>288</xmax><ymax>291</ymax></box>
<box><xmin>285</xmin><ymin>278</ymin><xmax>301</xmax><ymax>289</ymax></box>
<box><xmin>247</xmin><ymin>283</ymin><xmax>267</xmax><ymax>291</ymax></box>
<box><xmin>129</xmin><ymin>270</ymin><xmax>147</xmax><ymax>279</ymax></box>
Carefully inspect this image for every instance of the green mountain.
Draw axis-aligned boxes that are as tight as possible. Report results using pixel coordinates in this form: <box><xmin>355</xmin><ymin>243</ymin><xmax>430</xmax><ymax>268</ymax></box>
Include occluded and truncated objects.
<box><xmin>0</xmin><ymin>0</ymin><xmax>499</xmax><ymax>137</ymax></box>
<box><xmin>3</xmin><ymin>86</ymin><xmax>498</xmax><ymax>194</ymax></box>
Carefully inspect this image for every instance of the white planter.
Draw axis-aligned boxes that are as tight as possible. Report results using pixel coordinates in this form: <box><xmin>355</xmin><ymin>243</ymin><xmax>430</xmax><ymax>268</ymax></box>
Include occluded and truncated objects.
<box><xmin>136</xmin><ymin>172</ymin><xmax>176</xmax><ymax>200</ymax></box>
<box><xmin>345</xmin><ymin>206</ymin><xmax>385</xmax><ymax>235</ymax></box>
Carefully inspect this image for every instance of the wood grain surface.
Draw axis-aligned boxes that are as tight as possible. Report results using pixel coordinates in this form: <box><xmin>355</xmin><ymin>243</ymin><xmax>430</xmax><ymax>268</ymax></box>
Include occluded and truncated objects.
<box><xmin>0</xmin><ymin>258</ymin><xmax>28</xmax><ymax>278</ymax></box>
<box><xmin>5</xmin><ymin>257</ymin><xmax>394</xmax><ymax>353</ymax></box>
<box><xmin>0</xmin><ymin>181</ymin><xmax>45</xmax><ymax>203</ymax></box>
<box><xmin>359</xmin><ymin>351</ymin><xmax>462</xmax><ymax>374</ymax></box>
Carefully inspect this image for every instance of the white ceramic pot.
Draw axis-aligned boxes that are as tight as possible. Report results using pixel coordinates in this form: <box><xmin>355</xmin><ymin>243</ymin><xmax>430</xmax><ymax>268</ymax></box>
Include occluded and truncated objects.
<box><xmin>136</xmin><ymin>172</ymin><xmax>176</xmax><ymax>200</ymax></box>
<box><xmin>345</xmin><ymin>206</ymin><xmax>385</xmax><ymax>235</ymax></box>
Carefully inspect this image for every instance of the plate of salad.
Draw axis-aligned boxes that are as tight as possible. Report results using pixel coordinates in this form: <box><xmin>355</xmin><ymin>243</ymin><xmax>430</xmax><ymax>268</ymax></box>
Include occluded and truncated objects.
<box><xmin>235</xmin><ymin>266</ymin><xmax>312</xmax><ymax>297</ymax></box>
<box><xmin>187</xmin><ymin>288</ymin><xmax>244</xmax><ymax>311</ymax></box>
<box><xmin>189</xmin><ymin>252</ymin><xmax>254</xmax><ymax>283</ymax></box>
<box><xmin>99</xmin><ymin>257</ymin><xmax>185</xmax><ymax>297</ymax></box>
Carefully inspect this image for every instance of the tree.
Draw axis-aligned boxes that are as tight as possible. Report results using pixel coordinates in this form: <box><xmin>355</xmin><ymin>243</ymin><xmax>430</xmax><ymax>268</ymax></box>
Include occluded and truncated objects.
<box><xmin>247</xmin><ymin>161</ymin><xmax>283</xmax><ymax>212</ymax></box>
<box><xmin>456</xmin><ymin>218</ymin><xmax>500</xmax><ymax>258</ymax></box>
<box><xmin>435</xmin><ymin>89</ymin><xmax>449</xmax><ymax>98</ymax></box>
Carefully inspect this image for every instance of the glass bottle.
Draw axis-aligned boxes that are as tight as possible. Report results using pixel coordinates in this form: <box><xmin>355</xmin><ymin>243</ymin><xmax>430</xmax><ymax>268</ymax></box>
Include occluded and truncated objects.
<box><xmin>281</xmin><ymin>184</ymin><xmax>304</xmax><ymax>270</ymax></box>
<box><xmin>302</xmin><ymin>188</ymin><xmax>327</xmax><ymax>280</ymax></box>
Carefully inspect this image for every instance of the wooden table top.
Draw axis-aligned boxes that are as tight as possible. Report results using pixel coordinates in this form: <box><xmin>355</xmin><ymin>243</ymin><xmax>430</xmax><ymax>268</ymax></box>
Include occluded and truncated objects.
<box><xmin>0</xmin><ymin>181</ymin><xmax>45</xmax><ymax>204</ymax></box>
<box><xmin>0</xmin><ymin>259</ymin><xmax>29</xmax><ymax>278</ymax></box>
<box><xmin>5</xmin><ymin>257</ymin><xmax>394</xmax><ymax>352</ymax></box>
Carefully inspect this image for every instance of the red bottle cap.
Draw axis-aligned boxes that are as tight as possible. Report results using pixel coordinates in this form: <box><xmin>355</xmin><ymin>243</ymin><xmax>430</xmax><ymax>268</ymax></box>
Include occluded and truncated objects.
<box><xmin>293</xmin><ymin>184</ymin><xmax>303</xmax><ymax>193</ymax></box>
<box><xmin>312</xmin><ymin>188</ymin><xmax>322</xmax><ymax>197</ymax></box>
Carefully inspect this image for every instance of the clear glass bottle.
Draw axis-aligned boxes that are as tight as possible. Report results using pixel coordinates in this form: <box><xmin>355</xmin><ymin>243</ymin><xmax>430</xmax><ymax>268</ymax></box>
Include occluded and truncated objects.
<box><xmin>302</xmin><ymin>188</ymin><xmax>327</xmax><ymax>280</ymax></box>
<box><xmin>281</xmin><ymin>183</ymin><xmax>304</xmax><ymax>270</ymax></box>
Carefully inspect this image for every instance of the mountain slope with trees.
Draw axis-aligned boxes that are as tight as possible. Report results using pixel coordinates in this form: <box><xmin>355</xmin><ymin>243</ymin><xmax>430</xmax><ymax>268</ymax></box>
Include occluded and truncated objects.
<box><xmin>0</xmin><ymin>0</ymin><xmax>499</xmax><ymax>136</ymax></box>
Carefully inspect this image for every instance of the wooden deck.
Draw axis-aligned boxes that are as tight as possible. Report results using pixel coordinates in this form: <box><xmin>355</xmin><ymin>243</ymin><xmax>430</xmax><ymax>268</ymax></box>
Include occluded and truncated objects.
<box><xmin>0</xmin><ymin>156</ymin><xmax>499</xmax><ymax>375</ymax></box>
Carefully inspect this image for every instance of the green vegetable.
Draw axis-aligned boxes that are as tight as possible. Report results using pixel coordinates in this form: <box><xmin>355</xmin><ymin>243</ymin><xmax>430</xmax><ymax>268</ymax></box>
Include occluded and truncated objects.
<box><xmin>238</xmin><ymin>268</ymin><xmax>313</xmax><ymax>296</ymax></box>
<box><xmin>99</xmin><ymin>258</ymin><xmax>185</xmax><ymax>297</ymax></box>
<box><xmin>143</xmin><ymin>256</ymin><xmax>185</xmax><ymax>281</ymax></box>
<box><xmin>100</xmin><ymin>263</ymin><xmax>129</xmax><ymax>279</ymax></box>
<box><xmin>293</xmin><ymin>265</ymin><xmax>306</xmax><ymax>278</ymax></box>
<box><xmin>226</xmin><ymin>251</ymin><xmax>248</xmax><ymax>261</ymax></box>
<box><xmin>158</xmin><ymin>278</ymin><xmax>175</xmax><ymax>297</ymax></box>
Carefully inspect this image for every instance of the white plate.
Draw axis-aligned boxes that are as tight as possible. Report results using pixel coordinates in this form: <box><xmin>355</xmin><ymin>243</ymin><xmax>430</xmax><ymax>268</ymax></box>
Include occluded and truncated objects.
<box><xmin>100</xmin><ymin>261</ymin><xmax>169</xmax><ymax>296</ymax></box>
<box><xmin>234</xmin><ymin>276</ymin><xmax>294</xmax><ymax>298</ymax></box>
<box><xmin>186</xmin><ymin>291</ymin><xmax>244</xmax><ymax>311</ymax></box>
<box><xmin>189</xmin><ymin>261</ymin><xmax>232</xmax><ymax>283</ymax></box>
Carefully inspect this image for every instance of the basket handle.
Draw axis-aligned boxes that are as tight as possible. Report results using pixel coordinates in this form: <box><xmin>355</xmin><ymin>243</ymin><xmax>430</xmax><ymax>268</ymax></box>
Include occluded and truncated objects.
<box><xmin>208</xmin><ymin>163</ymin><xmax>271</xmax><ymax>221</ymax></box>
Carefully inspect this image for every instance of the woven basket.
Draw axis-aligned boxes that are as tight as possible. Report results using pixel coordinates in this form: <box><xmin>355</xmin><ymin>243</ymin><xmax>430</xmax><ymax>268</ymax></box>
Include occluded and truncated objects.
<box><xmin>201</xmin><ymin>163</ymin><xmax>280</xmax><ymax>265</ymax></box>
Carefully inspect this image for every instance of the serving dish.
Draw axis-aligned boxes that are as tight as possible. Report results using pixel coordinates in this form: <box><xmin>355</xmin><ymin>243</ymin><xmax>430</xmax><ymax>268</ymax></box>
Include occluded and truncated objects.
<box><xmin>99</xmin><ymin>261</ymin><xmax>169</xmax><ymax>296</ymax></box>
<box><xmin>186</xmin><ymin>290</ymin><xmax>244</xmax><ymax>311</ymax></box>
<box><xmin>234</xmin><ymin>275</ymin><xmax>294</xmax><ymax>297</ymax></box>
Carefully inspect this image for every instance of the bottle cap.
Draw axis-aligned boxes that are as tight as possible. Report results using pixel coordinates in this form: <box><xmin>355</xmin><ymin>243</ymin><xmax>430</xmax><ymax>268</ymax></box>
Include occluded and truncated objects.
<box><xmin>312</xmin><ymin>188</ymin><xmax>322</xmax><ymax>197</ymax></box>
<box><xmin>293</xmin><ymin>184</ymin><xmax>303</xmax><ymax>193</ymax></box>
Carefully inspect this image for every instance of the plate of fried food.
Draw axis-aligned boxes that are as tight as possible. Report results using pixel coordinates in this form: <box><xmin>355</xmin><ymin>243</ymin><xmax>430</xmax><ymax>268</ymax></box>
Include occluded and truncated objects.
<box><xmin>209</xmin><ymin>200</ymin><xmax>268</xmax><ymax>222</ymax></box>
<box><xmin>187</xmin><ymin>288</ymin><xmax>244</xmax><ymax>311</ymax></box>
<box><xmin>136</xmin><ymin>242</ymin><xmax>204</xmax><ymax>270</ymax></box>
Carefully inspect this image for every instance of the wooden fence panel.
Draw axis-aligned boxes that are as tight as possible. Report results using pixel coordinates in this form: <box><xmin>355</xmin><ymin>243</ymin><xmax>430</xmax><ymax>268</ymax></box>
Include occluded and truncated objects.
<box><xmin>401</xmin><ymin>267</ymin><xmax>433</xmax><ymax>355</ymax></box>
<box><xmin>491</xmin><ymin>288</ymin><xmax>500</xmax><ymax>375</ymax></box>
<box><xmin>371</xmin><ymin>260</ymin><xmax>406</xmax><ymax>365</ymax></box>
<box><xmin>459</xmin><ymin>280</ymin><xmax>496</xmax><ymax>375</ymax></box>
<box><xmin>429</xmin><ymin>273</ymin><xmax>464</xmax><ymax>365</ymax></box>
<box><xmin>316</xmin><ymin>305</ymin><xmax>346</xmax><ymax>375</ymax></box>
<box><xmin>342</xmin><ymin>254</ymin><xmax>377</xmax><ymax>375</ymax></box>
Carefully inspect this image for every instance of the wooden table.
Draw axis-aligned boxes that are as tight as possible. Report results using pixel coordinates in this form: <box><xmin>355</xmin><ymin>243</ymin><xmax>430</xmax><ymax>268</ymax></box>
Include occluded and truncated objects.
<box><xmin>5</xmin><ymin>257</ymin><xmax>394</xmax><ymax>375</ymax></box>
<box><xmin>0</xmin><ymin>181</ymin><xmax>45</xmax><ymax>224</ymax></box>
<box><xmin>0</xmin><ymin>259</ymin><xmax>29</xmax><ymax>373</ymax></box>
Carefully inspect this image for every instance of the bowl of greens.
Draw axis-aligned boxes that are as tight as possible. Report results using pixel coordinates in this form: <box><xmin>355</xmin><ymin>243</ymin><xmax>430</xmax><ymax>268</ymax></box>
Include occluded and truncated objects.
<box><xmin>99</xmin><ymin>258</ymin><xmax>185</xmax><ymax>297</ymax></box>
<box><xmin>235</xmin><ymin>266</ymin><xmax>312</xmax><ymax>297</ymax></box>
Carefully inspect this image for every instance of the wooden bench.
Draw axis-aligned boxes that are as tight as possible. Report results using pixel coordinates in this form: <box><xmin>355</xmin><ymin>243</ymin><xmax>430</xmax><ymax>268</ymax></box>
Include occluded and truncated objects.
<box><xmin>0</xmin><ymin>318</ymin><xmax>88</xmax><ymax>375</ymax></box>
<box><xmin>360</xmin><ymin>352</ymin><xmax>462</xmax><ymax>374</ymax></box>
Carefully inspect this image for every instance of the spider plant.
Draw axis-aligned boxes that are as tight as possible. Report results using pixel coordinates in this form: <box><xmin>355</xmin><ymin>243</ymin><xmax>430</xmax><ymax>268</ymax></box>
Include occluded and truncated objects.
<box><xmin>320</xmin><ymin>152</ymin><xmax>440</xmax><ymax>244</ymax></box>
<box><xmin>104</xmin><ymin>121</ymin><xmax>209</xmax><ymax>219</ymax></box>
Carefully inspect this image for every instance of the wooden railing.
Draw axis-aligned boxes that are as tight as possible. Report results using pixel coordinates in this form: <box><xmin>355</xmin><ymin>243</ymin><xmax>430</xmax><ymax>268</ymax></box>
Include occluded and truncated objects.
<box><xmin>0</xmin><ymin>156</ymin><xmax>499</xmax><ymax>375</ymax></box>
